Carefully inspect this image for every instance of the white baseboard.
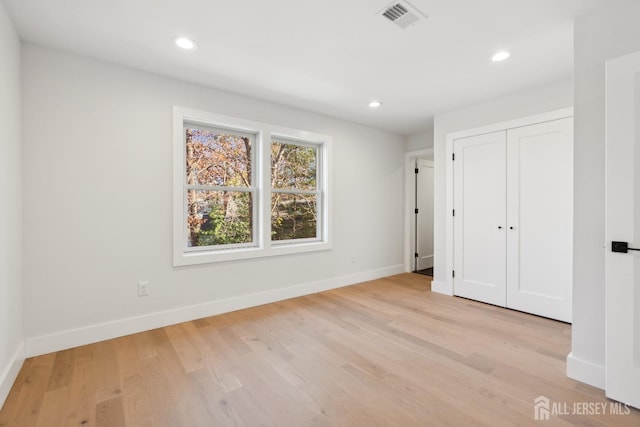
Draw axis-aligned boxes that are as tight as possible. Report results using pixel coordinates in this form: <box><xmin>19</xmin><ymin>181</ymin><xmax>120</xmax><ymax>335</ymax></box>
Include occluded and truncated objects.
<box><xmin>26</xmin><ymin>264</ymin><xmax>405</xmax><ymax>357</ymax></box>
<box><xmin>0</xmin><ymin>340</ymin><xmax>25</xmax><ymax>411</ymax></box>
<box><xmin>431</xmin><ymin>280</ymin><xmax>453</xmax><ymax>296</ymax></box>
<box><xmin>566</xmin><ymin>352</ymin><xmax>605</xmax><ymax>390</ymax></box>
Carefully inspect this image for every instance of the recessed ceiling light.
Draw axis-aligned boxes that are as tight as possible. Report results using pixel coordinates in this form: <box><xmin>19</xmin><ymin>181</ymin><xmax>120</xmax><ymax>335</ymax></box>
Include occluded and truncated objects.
<box><xmin>175</xmin><ymin>37</ymin><xmax>197</xmax><ymax>50</ymax></box>
<box><xmin>368</xmin><ymin>100</ymin><xmax>382</xmax><ymax>108</ymax></box>
<box><xmin>492</xmin><ymin>51</ymin><xmax>510</xmax><ymax>62</ymax></box>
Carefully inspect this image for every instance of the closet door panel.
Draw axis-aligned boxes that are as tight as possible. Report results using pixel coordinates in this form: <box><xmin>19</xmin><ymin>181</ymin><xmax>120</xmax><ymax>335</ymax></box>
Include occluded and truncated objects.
<box><xmin>453</xmin><ymin>131</ymin><xmax>507</xmax><ymax>306</ymax></box>
<box><xmin>506</xmin><ymin>118</ymin><xmax>573</xmax><ymax>322</ymax></box>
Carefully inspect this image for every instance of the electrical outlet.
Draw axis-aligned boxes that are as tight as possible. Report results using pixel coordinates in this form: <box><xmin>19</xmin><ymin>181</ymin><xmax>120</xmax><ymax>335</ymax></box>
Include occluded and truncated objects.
<box><xmin>138</xmin><ymin>281</ymin><xmax>149</xmax><ymax>297</ymax></box>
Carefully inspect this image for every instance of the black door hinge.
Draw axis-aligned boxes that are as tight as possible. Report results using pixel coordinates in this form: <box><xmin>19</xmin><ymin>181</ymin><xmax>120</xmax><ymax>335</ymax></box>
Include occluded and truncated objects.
<box><xmin>452</xmin><ymin>209</ymin><xmax>455</xmax><ymax>216</ymax></box>
<box><xmin>452</xmin><ymin>153</ymin><xmax>455</xmax><ymax>161</ymax></box>
<box><xmin>415</xmin><ymin>168</ymin><xmax>419</xmax><ymax>174</ymax></box>
<box><xmin>415</xmin><ymin>208</ymin><xmax>419</xmax><ymax>214</ymax></box>
<box><xmin>452</xmin><ymin>270</ymin><xmax>455</xmax><ymax>278</ymax></box>
<box><xmin>415</xmin><ymin>252</ymin><xmax>419</xmax><ymax>258</ymax></box>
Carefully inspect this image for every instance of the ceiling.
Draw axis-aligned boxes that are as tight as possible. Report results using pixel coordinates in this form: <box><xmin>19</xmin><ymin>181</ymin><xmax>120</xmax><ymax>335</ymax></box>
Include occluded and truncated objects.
<box><xmin>4</xmin><ymin>0</ymin><xmax>603</xmax><ymax>136</ymax></box>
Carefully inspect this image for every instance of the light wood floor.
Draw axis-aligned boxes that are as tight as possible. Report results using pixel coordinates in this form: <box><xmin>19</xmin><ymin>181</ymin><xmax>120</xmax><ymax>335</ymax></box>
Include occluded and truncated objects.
<box><xmin>1</xmin><ymin>273</ymin><xmax>638</xmax><ymax>426</ymax></box>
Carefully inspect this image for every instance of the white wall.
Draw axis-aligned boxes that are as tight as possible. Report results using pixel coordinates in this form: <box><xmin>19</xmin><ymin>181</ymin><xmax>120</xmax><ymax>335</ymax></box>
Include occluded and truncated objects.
<box><xmin>21</xmin><ymin>44</ymin><xmax>406</xmax><ymax>356</ymax></box>
<box><xmin>0</xmin><ymin>0</ymin><xmax>24</xmax><ymax>409</ymax></box>
<box><xmin>406</xmin><ymin>119</ymin><xmax>434</xmax><ymax>152</ymax></box>
<box><xmin>431</xmin><ymin>79</ymin><xmax>572</xmax><ymax>292</ymax></box>
<box><xmin>568</xmin><ymin>0</ymin><xmax>640</xmax><ymax>389</ymax></box>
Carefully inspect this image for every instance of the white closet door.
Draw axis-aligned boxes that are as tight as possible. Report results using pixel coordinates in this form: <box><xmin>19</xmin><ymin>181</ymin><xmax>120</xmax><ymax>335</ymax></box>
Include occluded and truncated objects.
<box><xmin>454</xmin><ymin>131</ymin><xmax>507</xmax><ymax>306</ymax></box>
<box><xmin>505</xmin><ymin>118</ymin><xmax>573</xmax><ymax>322</ymax></box>
<box><xmin>605</xmin><ymin>50</ymin><xmax>640</xmax><ymax>409</ymax></box>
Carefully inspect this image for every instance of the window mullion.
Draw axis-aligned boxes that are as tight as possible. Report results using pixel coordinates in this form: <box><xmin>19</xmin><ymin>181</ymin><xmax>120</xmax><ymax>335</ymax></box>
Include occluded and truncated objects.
<box><xmin>260</xmin><ymin>127</ymin><xmax>273</xmax><ymax>250</ymax></box>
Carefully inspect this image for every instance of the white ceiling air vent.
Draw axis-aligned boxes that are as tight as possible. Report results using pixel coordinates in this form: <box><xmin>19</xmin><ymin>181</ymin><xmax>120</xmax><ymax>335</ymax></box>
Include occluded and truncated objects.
<box><xmin>379</xmin><ymin>1</ymin><xmax>427</xmax><ymax>29</ymax></box>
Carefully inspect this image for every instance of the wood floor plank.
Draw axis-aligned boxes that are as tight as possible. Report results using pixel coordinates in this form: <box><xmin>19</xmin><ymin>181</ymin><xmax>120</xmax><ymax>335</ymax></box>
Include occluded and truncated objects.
<box><xmin>45</xmin><ymin>349</ymin><xmax>75</xmax><ymax>392</ymax></box>
<box><xmin>63</xmin><ymin>344</ymin><xmax>97</xmax><ymax>427</ymax></box>
<box><xmin>187</xmin><ymin>367</ymin><xmax>246</xmax><ymax>427</ymax></box>
<box><xmin>121</xmin><ymin>374</ymin><xmax>155</xmax><ymax>427</ymax></box>
<box><xmin>164</xmin><ymin>322</ymin><xmax>206</xmax><ymax>374</ymax></box>
<box><xmin>93</xmin><ymin>341</ymin><xmax>123</xmax><ymax>404</ymax></box>
<box><xmin>95</xmin><ymin>395</ymin><xmax>125</xmax><ymax>427</ymax></box>
<box><xmin>115</xmin><ymin>335</ymin><xmax>142</xmax><ymax>381</ymax></box>
<box><xmin>138</xmin><ymin>355</ymin><xmax>185</xmax><ymax>426</ymax></box>
<box><xmin>35</xmin><ymin>387</ymin><xmax>71</xmax><ymax>427</ymax></box>
<box><xmin>131</xmin><ymin>330</ymin><xmax>159</xmax><ymax>361</ymax></box>
<box><xmin>1</xmin><ymin>273</ymin><xmax>639</xmax><ymax>426</ymax></box>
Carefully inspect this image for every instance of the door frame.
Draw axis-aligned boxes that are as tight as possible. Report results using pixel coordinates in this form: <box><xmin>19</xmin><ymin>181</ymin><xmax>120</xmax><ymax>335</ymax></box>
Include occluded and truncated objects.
<box><xmin>437</xmin><ymin>107</ymin><xmax>574</xmax><ymax>296</ymax></box>
<box><xmin>604</xmin><ymin>50</ymin><xmax>640</xmax><ymax>408</ymax></box>
<box><xmin>404</xmin><ymin>148</ymin><xmax>434</xmax><ymax>272</ymax></box>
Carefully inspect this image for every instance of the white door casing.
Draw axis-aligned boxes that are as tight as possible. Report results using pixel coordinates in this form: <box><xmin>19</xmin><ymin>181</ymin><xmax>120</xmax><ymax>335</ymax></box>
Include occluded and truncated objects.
<box><xmin>605</xmin><ymin>50</ymin><xmax>640</xmax><ymax>408</ymax></box>
<box><xmin>453</xmin><ymin>131</ymin><xmax>507</xmax><ymax>306</ymax></box>
<box><xmin>506</xmin><ymin>118</ymin><xmax>573</xmax><ymax>322</ymax></box>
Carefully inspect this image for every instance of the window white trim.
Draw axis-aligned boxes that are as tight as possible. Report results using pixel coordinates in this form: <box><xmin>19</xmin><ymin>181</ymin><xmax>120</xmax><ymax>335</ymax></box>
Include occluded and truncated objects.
<box><xmin>173</xmin><ymin>106</ymin><xmax>332</xmax><ymax>266</ymax></box>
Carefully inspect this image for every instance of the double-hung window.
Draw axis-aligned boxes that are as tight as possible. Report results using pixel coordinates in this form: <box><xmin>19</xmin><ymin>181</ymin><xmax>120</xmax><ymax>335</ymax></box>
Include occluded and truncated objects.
<box><xmin>184</xmin><ymin>124</ymin><xmax>256</xmax><ymax>249</ymax></box>
<box><xmin>271</xmin><ymin>139</ymin><xmax>321</xmax><ymax>243</ymax></box>
<box><xmin>173</xmin><ymin>107</ymin><xmax>331</xmax><ymax>266</ymax></box>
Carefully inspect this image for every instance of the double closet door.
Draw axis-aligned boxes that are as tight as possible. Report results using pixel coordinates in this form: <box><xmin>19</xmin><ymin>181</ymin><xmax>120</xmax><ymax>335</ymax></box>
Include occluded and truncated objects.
<box><xmin>453</xmin><ymin>117</ymin><xmax>572</xmax><ymax>322</ymax></box>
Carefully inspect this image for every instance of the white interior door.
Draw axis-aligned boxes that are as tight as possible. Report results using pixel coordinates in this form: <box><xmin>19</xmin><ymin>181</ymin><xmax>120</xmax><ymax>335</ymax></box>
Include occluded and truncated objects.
<box><xmin>605</xmin><ymin>50</ymin><xmax>640</xmax><ymax>408</ymax></box>
<box><xmin>505</xmin><ymin>118</ymin><xmax>573</xmax><ymax>322</ymax></box>
<box><xmin>454</xmin><ymin>131</ymin><xmax>507</xmax><ymax>306</ymax></box>
<box><xmin>416</xmin><ymin>159</ymin><xmax>434</xmax><ymax>270</ymax></box>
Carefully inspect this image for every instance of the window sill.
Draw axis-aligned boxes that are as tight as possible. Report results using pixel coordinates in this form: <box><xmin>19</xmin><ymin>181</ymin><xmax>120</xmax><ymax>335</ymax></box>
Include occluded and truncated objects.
<box><xmin>173</xmin><ymin>241</ymin><xmax>332</xmax><ymax>267</ymax></box>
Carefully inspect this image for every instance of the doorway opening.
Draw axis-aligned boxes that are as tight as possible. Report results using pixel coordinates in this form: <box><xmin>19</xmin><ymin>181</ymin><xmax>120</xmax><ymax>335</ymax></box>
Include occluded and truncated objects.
<box><xmin>405</xmin><ymin>149</ymin><xmax>434</xmax><ymax>277</ymax></box>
